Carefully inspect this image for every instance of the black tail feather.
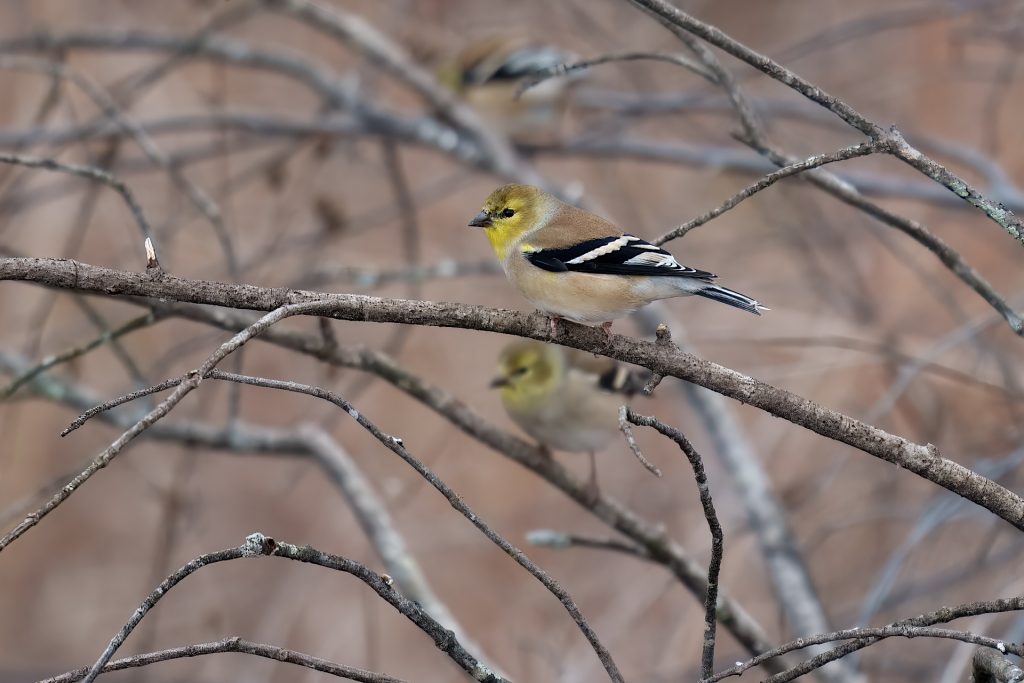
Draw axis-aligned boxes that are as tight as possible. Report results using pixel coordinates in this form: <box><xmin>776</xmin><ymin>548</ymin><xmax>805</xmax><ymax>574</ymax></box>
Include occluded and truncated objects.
<box><xmin>695</xmin><ymin>285</ymin><xmax>765</xmax><ymax>315</ymax></box>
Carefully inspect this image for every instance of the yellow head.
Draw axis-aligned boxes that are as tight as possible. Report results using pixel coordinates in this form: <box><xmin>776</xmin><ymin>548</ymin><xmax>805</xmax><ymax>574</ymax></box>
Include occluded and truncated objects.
<box><xmin>469</xmin><ymin>184</ymin><xmax>550</xmax><ymax>260</ymax></box>
<box><xmin>490</xmin><ymin>341</ymin><xmax>565</xmax><ymax>410</ymax></box>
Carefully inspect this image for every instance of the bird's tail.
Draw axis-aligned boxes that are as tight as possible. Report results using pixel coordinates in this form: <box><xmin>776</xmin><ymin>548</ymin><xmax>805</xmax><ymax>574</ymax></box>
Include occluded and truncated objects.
<box><xmin>695</xmin><ymin>285</ymin><xmax>767</xmax><ymax>315</ymax></box>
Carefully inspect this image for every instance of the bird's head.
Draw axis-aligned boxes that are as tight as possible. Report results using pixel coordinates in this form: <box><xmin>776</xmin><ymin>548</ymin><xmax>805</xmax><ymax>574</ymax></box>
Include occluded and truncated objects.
<box><xmin>469</xmin><ymin>184</ymin><xmax>550</xmax><ymax>259</ymax></box>
<box><xmin>490</xmin><ymin>340</ymin><xmax>564</xmax><ymax>407</ymax></box>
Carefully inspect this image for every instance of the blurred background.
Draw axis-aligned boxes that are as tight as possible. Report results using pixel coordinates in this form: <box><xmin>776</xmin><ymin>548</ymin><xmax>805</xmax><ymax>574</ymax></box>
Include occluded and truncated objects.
<box><xmin>0</xmin><ymin>0</ymin><xmax>1022</xmax><ymax>681</ymax></box>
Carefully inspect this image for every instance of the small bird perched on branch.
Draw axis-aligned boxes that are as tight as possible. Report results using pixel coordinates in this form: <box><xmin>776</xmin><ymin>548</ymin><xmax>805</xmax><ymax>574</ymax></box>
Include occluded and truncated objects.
<box><xmin>491</xmin><ymin>340</ymin><xmax>646</xmax><ymax>498</ymax></box>
<box><xmin>469</xmin><ymin>184</ymin><xmax>767</xmax><ymax>336</ymax></box>
<box><xmin>438</xmin><ymin>36</ymin><xmax>579</xmax><ymax>142</ymax></box>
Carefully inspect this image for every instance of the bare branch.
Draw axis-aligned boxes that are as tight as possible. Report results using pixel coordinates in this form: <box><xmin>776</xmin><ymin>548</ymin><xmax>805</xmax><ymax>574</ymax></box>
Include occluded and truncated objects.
<box><xmin>3</xmin><ymin>256</ymin><xmax>1021</xmax><ymax>531</ymax></box>
<box><xmin>616</xmin><ymin>405</ymin><xmax>663</xmax><ymax>477</ymax></box>
<box><xmin>653</xmin><ymin>141</ymin><xmax>885</xmax><ymax>244</ymax></box>
<box><xmin>625</xmin><ymin>410</ymin><xmax>724</xmax><ymax>680</ymax></box>
<box><xmin>626</xmin><ymin>0</ymin><xmax>1024</xmax><ymax>245</ymax></box>
<box><xmin>0</xmin><ymin>153</ymin><xmax>152</xmax><ymax>239</ymax></box>
<box><xmin>517</xmin><ymin>50</ymin><xmax>715</xmax><ymax>98</ymax></box>
<box><xmin>78</xmin><ymin>534</ymin><xmax>504</xmax><ymax>683</ymax></box>
<box><xmin>40</xmin><ymin>636</ymin><xmax>406</xmax><ymax>683</ymax></box>
<box><xmin>761</xmin><ymin>597</ymin><xmax>1024</xmax><ymax>683</ymax></box>
<box><xmin>0</xmin><ymin>310</ymin><xmax>158</xmax><ymax>400</ymax></box>
<box><xmin>972</xmin><ymin>647</ymin><xmax>1024</xmax><ymax>683</ymax></box>
<box><xmin>198</xmin><ymin>371</ymin><xmax>624</xmax><ymax>683</ymax></box>
<box><xmin>0</xmin><ymin>300</ymin><xmax>338</xmax><ymax>553</ymax></box>
<box><xmin>711</xmin><ymin>625</ymin><xmax>1024</xmax><ymax>683</ymax></box>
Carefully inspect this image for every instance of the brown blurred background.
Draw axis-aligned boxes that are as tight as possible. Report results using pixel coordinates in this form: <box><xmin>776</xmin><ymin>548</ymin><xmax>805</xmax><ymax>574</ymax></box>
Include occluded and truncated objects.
<box><xmin>1</xmin><ymin>0</ymin><xmax>1022</xmax><ymax>681</ymax></box>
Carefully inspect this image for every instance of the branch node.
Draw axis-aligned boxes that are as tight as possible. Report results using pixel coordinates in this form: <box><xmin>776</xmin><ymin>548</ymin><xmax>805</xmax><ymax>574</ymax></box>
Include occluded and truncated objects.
<box><xmin>618</xmin><ymin>406</ymin><xmax>663</xmax><ymax>477</ymax></box>
<box><xmin>242</xmin><ymin>532</ymin><xmax>277</xmax><ymax>557</ymax></box>
<box><xmin>144</xmin><ymin>237</ymin><xmax>162</xmax><ymax>273</ymax></box>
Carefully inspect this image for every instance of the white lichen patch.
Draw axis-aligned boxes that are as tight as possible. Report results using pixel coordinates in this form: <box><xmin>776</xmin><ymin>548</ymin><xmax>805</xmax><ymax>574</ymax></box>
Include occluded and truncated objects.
<box><xmin>241</xmin><ymin>532</ymin><xmax>268</xmax><ymax>556</ymax></box>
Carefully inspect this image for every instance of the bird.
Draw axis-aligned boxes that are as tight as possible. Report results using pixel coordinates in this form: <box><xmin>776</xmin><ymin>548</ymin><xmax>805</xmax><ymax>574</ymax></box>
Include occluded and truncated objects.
<box><xmin>437</xmin><ymin>36</ymin><xmax>579</xmax><ymax>142</ymax></box>
<box><xmin>469</xmin><ymin>184</ymin><xmax>767</xmax><ymax>336</ymax></box>
<box><xmin>491</xmin><ymin>340</ymin><xmax>646</xmax><ymax>498</ymax></box>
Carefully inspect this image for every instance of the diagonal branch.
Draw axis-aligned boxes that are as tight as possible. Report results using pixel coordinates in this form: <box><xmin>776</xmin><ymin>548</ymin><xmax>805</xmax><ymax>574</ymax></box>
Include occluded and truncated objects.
<box><xmin>0</xmin><ymin>300</ymin><xmax>337</xmax><ymax>553</ymax></box>
<box><xmin>2</xmin><ymin>256</ymin><xmax>1021</xmax><ymax>531</ymax></box>
<box><xmin>625</xmin><ymin>0</ymin><xmax>1024</xmax><ymax>246</ymax></box>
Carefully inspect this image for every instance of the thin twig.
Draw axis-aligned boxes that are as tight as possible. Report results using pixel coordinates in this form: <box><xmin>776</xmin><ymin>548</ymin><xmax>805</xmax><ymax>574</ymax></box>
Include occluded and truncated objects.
<box><xmin>654</xmin><ymin>140</ymin><xmax>884</xmax><ymax>244</ymax></box>
<box><xmin>79</xmin><ymin>534</ymin><xmax>504</xmax><ymax>683</ymax></box>
<box><xmin>709</xmin><ymin>625</ymin><xmax>1024</xmax><ymax>683</ymax></box>
<box><xmin>204</xmin><ymin>370</ymin><xmax>624</xmax><ymax>683</ymax></box>
<box><xmin>758</xmin><ymin>597</ymin><xmax>1024</xmax><ymax>683</ymax></box>
<box><xmin>0</xmin><ymin>152</ymin><xmax>151</xmax><ymax>238</ymax></box>
<box><xmin>625</xmin><ymin>409</ymin><xmax>724</xmax><ymax>680</ymax></box>
<box><xmin>517</xmin><ymin>50</ymin><xmax>715</xmax><ymax>98</ymax></box>
<box><xmin>1</xmin><ymin>310</ymin><xmax>158</xmax><ymax>400</ymax></box>
<box><xmin>616</xmin><ymin>405</ymin><xmax>662</xmax><ymax>477</ymax></box>
<box><xmin>40</xmin><ymin>636</ymin><xmax>406</xmax><ymax>683</ymax></box>
<box><xmin>626</xmin><ymin>0</ymin><xmax>1024</xmax><ymax>244</ymax></box>
<box><xmin>527</xmin><ymin>529</ymin><xmax>650</xmax><ymax>560</ymax></box>
<box><xmin>0</xmin><ymin>300</ymin><xmax>337</xmax><ymax>553</ymax></box>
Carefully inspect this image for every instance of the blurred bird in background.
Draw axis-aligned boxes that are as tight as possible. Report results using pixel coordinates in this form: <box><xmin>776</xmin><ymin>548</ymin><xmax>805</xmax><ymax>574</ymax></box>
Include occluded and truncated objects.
<box><xmin>470</xmin><ymin>184</ymin><xmax>767</xmax><ymax>336</ymax></box>
<box><xmin>438</xmin><ymin>35</ymin><xmax>580</xmax><ymax>142</ymax></box>
<box><xmin>491</xmin><ymin>340</ymin><xmax>647</xmax><ymax>498</ymax></box>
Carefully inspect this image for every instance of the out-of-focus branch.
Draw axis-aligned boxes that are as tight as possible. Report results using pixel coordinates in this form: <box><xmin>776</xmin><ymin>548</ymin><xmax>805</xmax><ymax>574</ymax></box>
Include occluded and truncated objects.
<box><xmin>41</xmin><ymin>636</ymin><xmax>407</xmax><ymax>683</ymax></box>
<box><xmin>0</xmin><ymin>300</ymin><xmax>337</xmax><ymax>553</ymax></box>
<box><xmin>0</xmin><ymin>56</ymin><xmax>238</xmax><ymax>274</ymax></box>
<box><xmin>0</xmin><ymin>309</ymin><xmax>158</xmax><ymax>399</ymax></box>
<box><xmin>261</xmin><ymin>0</ymin><xmax>541</xmax><ymax>186</ymax></box>
<box><xmin>0</xmin><ymin>153</ymin><xmax>151</xmax><ymax>239</ymax></box>
<box><xmin>625</xmin><ymin>0</ymin><xmax>1024</xmax><ymax>245</ymax></box>
<box><xmin>4</xmin><ymin>256</ymin><xmax>1021</xmax><ymax>532</ymax></box>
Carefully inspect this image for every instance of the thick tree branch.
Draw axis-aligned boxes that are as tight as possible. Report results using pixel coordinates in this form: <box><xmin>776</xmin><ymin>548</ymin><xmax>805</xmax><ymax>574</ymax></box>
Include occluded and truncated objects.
<box><xmin>3</xmin><ymin>256</ymin><xmax>1021</xmax><ymax>531</ymax></box>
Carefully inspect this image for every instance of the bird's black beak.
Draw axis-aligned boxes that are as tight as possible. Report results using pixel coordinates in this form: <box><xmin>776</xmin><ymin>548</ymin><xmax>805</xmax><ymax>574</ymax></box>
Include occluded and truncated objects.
<box><xmin>469</xmin><ymin>211</ymin><xmax>492</xmax><ymax>228</ymax></box>
<box><xmin>489</xmin><ymin>376</ymin><xmax>509</xmax><ymax>388</ymax></box>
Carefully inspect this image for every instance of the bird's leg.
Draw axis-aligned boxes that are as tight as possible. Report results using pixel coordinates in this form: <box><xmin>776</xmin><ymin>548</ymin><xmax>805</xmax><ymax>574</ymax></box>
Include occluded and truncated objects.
<box><xmin>583</xmin><ymin>451</ymin><xmax>601</xmax><ymax>505</ymax></box>
<box><xmin>600</xmin><ymin>321</ymin><xmax>613</xmax><ymax>338</ymax></box>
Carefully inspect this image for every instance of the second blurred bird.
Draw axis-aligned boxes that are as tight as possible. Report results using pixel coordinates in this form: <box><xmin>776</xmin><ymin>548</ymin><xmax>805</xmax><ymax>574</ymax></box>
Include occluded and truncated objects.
<box><xmin>438</xmin><ymin>35</ymin><xmax>579</xmax><ymax>142</ymax></box>
<box><xmin>491</xmin><ymin>340</ymin><xmax>646</xmax><ymax>498</ymax></box>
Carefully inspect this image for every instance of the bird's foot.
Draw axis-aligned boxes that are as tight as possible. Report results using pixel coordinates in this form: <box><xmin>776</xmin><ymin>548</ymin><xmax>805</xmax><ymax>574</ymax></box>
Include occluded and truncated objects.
<box><xmin>595</xmin><ymin>321</ymin><xmax>614</xmax><ymax>353</ymax></box>
<box><xmin>548</xmin><ymin>315</ymin><xmax>563</xmax><ymax>339</ymax></box>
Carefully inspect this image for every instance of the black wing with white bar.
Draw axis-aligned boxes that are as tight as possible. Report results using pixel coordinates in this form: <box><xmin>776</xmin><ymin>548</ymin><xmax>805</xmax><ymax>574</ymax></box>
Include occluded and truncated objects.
<box><xmin>524</xmin><ymin>234</ymin><xmax>716</xmax><ymax>279</ymax></box>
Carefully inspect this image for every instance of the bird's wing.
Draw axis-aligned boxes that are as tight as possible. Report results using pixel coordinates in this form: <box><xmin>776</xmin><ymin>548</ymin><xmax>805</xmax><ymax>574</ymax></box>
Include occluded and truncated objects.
<box><xmin>523</xmin><ymin>234</ymin><xmax>716</xmax><ymax>279</ymax></box>
<box><xmin>566</xmin><ymin>350</ymin><xmax>650</xmax><ymax>397</ymax></box>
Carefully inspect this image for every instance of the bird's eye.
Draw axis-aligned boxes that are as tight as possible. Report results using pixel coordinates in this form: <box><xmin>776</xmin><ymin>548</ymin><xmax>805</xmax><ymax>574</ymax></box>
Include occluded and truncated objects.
<box><xmin>513</xmin><ymin>366</ymin><xmax>529</xmax><ymax>376</ymax></box>
<box><xmin>501</xmin><ymin>208</ymin><xmax>516</xmax><ymax>218</ymax></box>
